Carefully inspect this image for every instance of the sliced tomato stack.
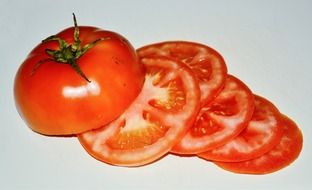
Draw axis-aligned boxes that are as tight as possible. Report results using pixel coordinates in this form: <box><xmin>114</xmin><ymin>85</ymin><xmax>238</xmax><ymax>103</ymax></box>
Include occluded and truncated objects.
<box><xmin>78</xmin><ymin>41</ymin><xmax>302</xmax><ymax>174</ymax></box>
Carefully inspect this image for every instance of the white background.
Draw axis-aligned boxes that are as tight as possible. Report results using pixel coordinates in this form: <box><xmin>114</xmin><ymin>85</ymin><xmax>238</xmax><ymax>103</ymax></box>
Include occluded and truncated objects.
<box><xmin>1</xmin><ymin>0</ymin><xmax>311</xmax><ymax>189</ymax></box>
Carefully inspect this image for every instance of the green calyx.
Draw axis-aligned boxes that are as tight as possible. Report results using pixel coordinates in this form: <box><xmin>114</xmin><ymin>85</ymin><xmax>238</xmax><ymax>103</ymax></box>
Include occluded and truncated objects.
<box><xmin>32</xmin><ymin>13</ymin><xmax>108</xmax><ymax>82</ymax></box>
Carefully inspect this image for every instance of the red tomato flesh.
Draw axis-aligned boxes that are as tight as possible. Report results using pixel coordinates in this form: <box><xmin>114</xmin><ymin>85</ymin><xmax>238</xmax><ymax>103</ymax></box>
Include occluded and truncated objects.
<box><xmin>198</xmin><ymin>95</ymin><xmax>283</xmax><ymax>162</ymax></box>
<box><xmin>214</xmin><ymin>115</ymin><xmax>303</xmax><ymax>174</ymax></box>
<box><xmin>138</xmin><ymin>41</ymin><xmax>227</xmax><ymax>105</ymax></box>
<box><xmin>171</xmin><ymin>75</ymin><xmax>254</xmax><ymax>154</ymax></box>
<box><xmin>78</xmin><ymin>57</ymin><xmax>200</xmax><ymax>166</ymax></box>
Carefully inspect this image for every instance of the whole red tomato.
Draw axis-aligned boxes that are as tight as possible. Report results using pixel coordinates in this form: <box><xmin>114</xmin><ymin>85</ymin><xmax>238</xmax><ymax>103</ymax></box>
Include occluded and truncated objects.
<box><xmin>14</xmin><ymin>15</ymin><xmax>145</xmax><ymax>135</ymax></box>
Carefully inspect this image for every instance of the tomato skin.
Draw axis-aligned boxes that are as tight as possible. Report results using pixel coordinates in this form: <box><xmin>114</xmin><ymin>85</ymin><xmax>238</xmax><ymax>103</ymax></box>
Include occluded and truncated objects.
<box><xmin>14</xmin><ymin>26</ymin><xmax>145</xmax><ymax>135</ymax></box>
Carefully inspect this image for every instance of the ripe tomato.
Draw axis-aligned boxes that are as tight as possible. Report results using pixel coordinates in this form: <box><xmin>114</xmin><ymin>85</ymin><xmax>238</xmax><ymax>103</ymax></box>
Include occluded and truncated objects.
<box><xmin>137</xmin><ymin>41</ymin><xmax>227</xmax><ymax>105</ymax></box>
<box><xmin>78</xmin><ymin>57</ymin><xmax>200</xmax><ymax>166</ymax></box>
<box><xmin>198</xmin><ymin>95</ymin><xmax>283</xmax><ymax>162</ymax></box>
<box><xmin>14</xmin><ymin>15</ymin><xmax>145</xmax><ymax>135</ymax></box>
<box><xmin>214</xmin><ymin>115</ymin><xmax>303</xmax><ymax>174</ymax></box>
<box><xmin>171</xmin><ymin>75</ymin><xmax>254</xmax><ymax>154</ymax></box>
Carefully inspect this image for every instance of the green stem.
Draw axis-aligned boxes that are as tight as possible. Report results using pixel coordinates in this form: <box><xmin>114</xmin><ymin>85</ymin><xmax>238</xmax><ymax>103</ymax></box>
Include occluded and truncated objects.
<box><xmin>31</xmin><ymin>13</ymin><xmax>108</xmax><ymax>82</ymax></box>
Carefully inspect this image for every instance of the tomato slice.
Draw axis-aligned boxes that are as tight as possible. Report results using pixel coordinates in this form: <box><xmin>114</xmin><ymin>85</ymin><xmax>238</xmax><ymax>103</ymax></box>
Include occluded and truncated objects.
<box><xmin>137</xmin><ymin>41</ymin><xmax>227</xmax><ymax>105</ymax></box>
<box><xmin>78</xmin><ymin>57</ymin><xmax>200</xmax><ymax>166</ymax></box>
<box><xmin>198</xmin><ymin>95</ymin><xmax>283</xmax><ymax>162</ymax></box>
<box><xmin>214</xmin><ymin>115</ymin><xmax>303</xmax><ymax>174</ymax></box>
<box><xmin>171</xmin><ymin>75</ymin><xmax>254</xmax><ymax>154</ymax></box>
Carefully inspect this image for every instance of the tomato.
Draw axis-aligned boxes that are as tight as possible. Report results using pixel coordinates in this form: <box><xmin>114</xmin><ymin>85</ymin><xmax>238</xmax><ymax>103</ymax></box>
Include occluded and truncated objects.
<box><xmin>14</xmin><ymin>15</ymin><xmax>145</xmax><ymax>135</ymax></box>
<box><xmin>198</xmin><ymin>95</ymin><xmax>283</xmax><ymax>162</ymax></box>
<box><xmin>137</xmin><ymin>41</ymin><xmax>227</xmax><ymax>105</ymax></box>
<box><xmin>78</xmin><ymin>57</ymin><xmax>200</xmax><ymax>166</ymax></box>
<box><xmin>214</xmin><ymin>115</ymin><xmax>303</xmax><ymax>174</ymax></box>
<box><xmin>171</xmin><ymin>75</ymin><xmax>254</xmax><ymax>154</ymax></box>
